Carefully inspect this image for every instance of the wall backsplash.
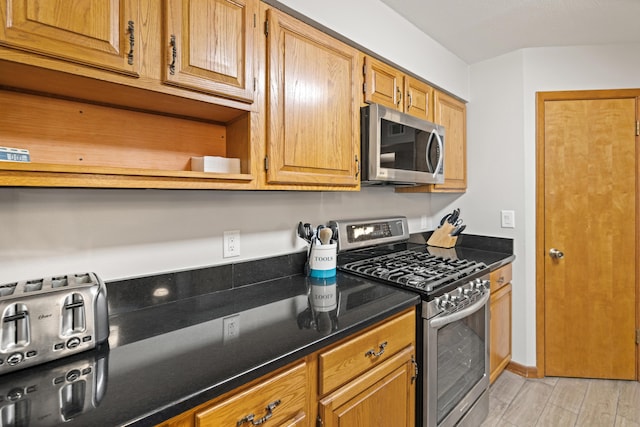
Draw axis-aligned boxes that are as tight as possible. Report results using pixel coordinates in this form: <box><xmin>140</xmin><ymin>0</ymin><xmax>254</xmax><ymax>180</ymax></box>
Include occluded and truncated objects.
<box><xmin>0</xmin><ymin>186</ymin><xmax>449</xmax><ymax>283</ymax></box>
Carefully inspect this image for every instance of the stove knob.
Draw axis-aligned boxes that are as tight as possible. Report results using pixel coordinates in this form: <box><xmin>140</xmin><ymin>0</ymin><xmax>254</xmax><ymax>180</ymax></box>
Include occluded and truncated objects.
<box><xmin>463</xmin><ymin>288</ymin><xmax>473</xmax><ymax>296</ymax></box>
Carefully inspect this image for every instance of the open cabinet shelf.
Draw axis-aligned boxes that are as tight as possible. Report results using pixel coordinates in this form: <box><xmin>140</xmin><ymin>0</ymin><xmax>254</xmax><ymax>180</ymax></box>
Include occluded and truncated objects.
<box><xmin>0</xmin><ymin>89</ymin><xmax>255</xmax><ymax>189</ymax></box>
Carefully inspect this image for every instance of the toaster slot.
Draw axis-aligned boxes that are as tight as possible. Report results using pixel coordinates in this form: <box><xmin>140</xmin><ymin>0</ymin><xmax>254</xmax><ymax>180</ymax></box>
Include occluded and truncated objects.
<box><xmin>62</xmin><ymin>294</ymin><xmax>86</xmax><ymax>335</ymax></box>
<box><xmin>0</xmin><ymin>282</ymin><xmax>17</xmax><ymax>297</ymax></box>
<box><xmin>1</xmin><ymin>303</ymin><xmax>30</xmax><ymax>351</ymax></box>
<box><xmin>23</xmin><ymin>279</ymin><xmax>43</xmax><ymax>293</ymax></box>
<box><xmin>52</xmin><ymin>276</ymin><xmax>69</xmax><ymax>288</ymax></box>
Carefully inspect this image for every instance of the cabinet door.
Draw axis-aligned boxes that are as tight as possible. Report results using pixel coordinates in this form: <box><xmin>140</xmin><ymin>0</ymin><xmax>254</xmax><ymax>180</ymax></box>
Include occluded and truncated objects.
<box><xmin>490</xmin><ymin>282</ymin><xmax>512</xmax><ymax>384</ymax></box>
<box><xmin>319</xmin><ymin>346</ymin><xmax>416</xmax><ymax>427</ymax></box>
<box><xmin>432</xmin><ymin>90</ymin><xmax>467</xmax><ymax>191</ymax></box>
<box><xmin>195</xmin><ymin>361</ymin><xmax>308</xmax><ymax>427</ymax></box>
<box><xmin>363</xmin><ymin>56</ymin><xmax>403</xmax><ymax>111</ymax></box>
<box><xmin>404</xmin><ymin>75</ymin><xmax>433</xmax><ymax>121</ymax></box>
<box><xmin>164</xmin><ymin>0</ymin><xmax>257</xmax><ymax>103</ymax></box>
<box><xmin>0</xmin><ymin>0</ymin><xmax>139</xmax><ymax>76</ymax></box>
<box><xmin>265</xmin><ymin>8</ymin><xmax>359</xmax><ymax>187</ymax></box>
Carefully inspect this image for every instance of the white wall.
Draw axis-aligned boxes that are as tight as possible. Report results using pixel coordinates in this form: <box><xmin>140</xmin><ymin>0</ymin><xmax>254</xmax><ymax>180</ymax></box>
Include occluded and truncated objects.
<box><xmin>458</xmin><ymin>42</ymin><xmax>640</xmax><ymax>366</ymax></box>
<box><xmin>274</xmin><ymin>0</ymin><xmax>470</xmax><ymax>99</ymax></box>
<box><xmin>0</xmin><ymin>0</ymin><xmax>470</xmax><ymax>284</ymax></box>
<box><xmin>0</xmin><ymin>187</ymin><xmax>437</xmax><ymax>282</ymax></box>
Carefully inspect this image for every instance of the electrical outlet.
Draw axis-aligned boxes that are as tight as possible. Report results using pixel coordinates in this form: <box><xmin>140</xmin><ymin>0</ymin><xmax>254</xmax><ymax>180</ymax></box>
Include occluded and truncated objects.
<box><xmin>421</xmin><ymin>215</ymin><xmax>428</xmax><ymax>230</ymax></box>
<box><xmin>223</xmin><ymin>314</ymin><xmax>240</xmax><ymax>342</ymax></box>
<box><xmin>501</xmin><ymin>210</ymin><xmax>515</xmax><ymax>228</ymax></box>
<box><xmin>223</xmin><ymin>230</ymin><xmax>240</xmax><ymax>258</ymax></box>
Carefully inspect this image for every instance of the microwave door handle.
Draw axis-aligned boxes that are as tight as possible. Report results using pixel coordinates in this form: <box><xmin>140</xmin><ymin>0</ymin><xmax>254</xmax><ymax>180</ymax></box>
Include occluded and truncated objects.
<box><xmin>425</xmin><ymin>131</ymin><xmax>436</xmax><ymax>172</ymax></box>
<box><xmin>431</xmin><ymin>130</ymin><xmax>444</xmax><ymax>178</ymax></box>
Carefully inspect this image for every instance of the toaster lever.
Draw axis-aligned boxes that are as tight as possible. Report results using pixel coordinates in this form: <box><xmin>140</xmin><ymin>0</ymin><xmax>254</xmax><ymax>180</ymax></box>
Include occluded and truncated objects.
<box><xmin>3</xmin><ymin>311</ymin><xmax>28</xmax><ymax>322</ymax></box>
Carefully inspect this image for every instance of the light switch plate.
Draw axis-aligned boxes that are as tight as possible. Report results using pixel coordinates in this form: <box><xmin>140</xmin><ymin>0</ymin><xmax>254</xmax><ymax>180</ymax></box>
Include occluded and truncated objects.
<box><xmin>501</xmin><ymin>210</ymin><xmax>515</xmax><ymax>228</ymax></box>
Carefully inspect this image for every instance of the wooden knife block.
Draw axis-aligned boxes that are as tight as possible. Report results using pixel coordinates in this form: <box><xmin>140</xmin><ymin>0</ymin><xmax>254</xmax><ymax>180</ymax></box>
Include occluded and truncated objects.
<box><xmin>426</xmin><ymin>223</ymin><xmax>458</xmax><ymax>249</ymax></box>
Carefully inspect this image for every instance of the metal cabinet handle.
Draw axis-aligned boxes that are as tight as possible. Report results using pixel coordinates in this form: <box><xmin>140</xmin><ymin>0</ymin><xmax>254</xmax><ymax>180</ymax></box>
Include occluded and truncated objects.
<box><xmin>365</xmin><ymin>341</ymin><xmax>387</xmax><ymax>358</ymax></box>
<box><xmin>549</xmin><ymin>248</ymin><xmax>564</xmax><ymax>259</ymax></box>
<box><xmin>410</xmin><ymin>355</ymin><xmax>418</xmax><ymax>384</ymax></box>
<box><xmin>127</xmin><ymin>21</ymin><xmax>135</xmax><ymax>65</ymax></box>
<box><xmin>355</xmin><ymin>155</ymin><xmax>360</xmax><ymax>178</ymax></box>
<box><xmin>237</xmin><ymin>400</ymin><xmax>281</xmax><ymax>426</ymax></box>
<box><xmin>396</xmin><ymin>87</ymin><xmax>402</xmax><ymax>107</ymax></box>
<box><xmin>169</xmin><ymin>35</ymin><xmax>177</xmax><ymax>75</ymax></box>
<box><xmin>407</xmin><ymin>92</ymin><xmax>412</xmax><ymax>109</ymax></box>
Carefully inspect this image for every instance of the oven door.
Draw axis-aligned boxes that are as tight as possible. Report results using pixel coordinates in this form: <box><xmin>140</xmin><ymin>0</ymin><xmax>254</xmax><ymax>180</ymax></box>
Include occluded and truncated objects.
<box><xmin>424</xmin><ymin>292</ymin><xmax>490</xmax><ymax>427</ymax></box>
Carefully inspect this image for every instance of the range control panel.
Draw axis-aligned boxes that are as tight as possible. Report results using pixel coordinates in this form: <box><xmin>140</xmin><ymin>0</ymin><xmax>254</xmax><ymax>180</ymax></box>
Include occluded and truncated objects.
<box><xmin>330</xmin><ymin>217</ymin><xmax>409</xmax><ymax>252</ymax></box>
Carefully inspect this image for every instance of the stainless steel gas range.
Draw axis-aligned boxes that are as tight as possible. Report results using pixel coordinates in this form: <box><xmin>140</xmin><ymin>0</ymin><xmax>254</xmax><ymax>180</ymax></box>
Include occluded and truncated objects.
<box><xmin>330</xmin><ymin>216</ymin><xmax>491</xmax><ymax>427</ymax></box>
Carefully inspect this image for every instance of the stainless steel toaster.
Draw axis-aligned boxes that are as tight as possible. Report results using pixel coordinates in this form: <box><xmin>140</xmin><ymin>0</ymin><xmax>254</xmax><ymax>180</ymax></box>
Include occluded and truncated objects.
<box><xmin>0</xmin><ymin>273</ymin><xmax>109</xmax><ymax>375</ymax></box>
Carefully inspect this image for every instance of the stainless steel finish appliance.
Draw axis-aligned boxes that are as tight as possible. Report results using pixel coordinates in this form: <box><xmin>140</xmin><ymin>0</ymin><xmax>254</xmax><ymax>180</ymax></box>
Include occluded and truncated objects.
<box><xmin>361</xmin><ymin>104</ymin><xmax>445</xmax><ymax>185</ymax></box>
<box><xmin>0</xmin><ymin>273</ymin><xmax>109</xmax><ymax>375</ymax></box>
<box><xmin>331</xmin><ymin>217</ymin><xmax>490</xmax><ymax>427</ymax></box>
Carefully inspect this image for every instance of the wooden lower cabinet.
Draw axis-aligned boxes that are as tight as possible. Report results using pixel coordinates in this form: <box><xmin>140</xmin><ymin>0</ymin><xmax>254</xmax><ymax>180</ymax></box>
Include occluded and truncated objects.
<box><xmin>489</xmin><ymin>263</ymin><xmax>513</xmax><ymax>384</ymax></box>
<box><xmin>318</xmin><ymin>346</ymin><xmax>416</xmax><ymax>427</ymax></box>
<box><xmin>157</xmin><ymin>308</ymin><xmax>416</xmax><ymax>427</ymax></box>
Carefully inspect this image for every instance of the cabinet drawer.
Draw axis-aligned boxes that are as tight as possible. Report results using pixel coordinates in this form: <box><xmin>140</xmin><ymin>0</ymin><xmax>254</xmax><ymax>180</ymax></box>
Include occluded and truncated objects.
<box><xmin>195</xmin><ymin>362</ymin><xmax>307</xmax><ymax>427</ymax></box>
<box><xmin>318</xmin><ymin>309</ymin><xmax>415</xmax><ymax>395</ymax></box>
<box><xmin>490</xmin><ymin>263</ymin><xmax>512</xmax><ymax>293</ymax></box>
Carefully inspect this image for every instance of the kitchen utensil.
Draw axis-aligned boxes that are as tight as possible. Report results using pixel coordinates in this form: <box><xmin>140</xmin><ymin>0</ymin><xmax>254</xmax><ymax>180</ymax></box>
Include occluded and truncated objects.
<box><xmin>297</xmin><ymin>221</ymin><xmax>309</xmax><ymax>242</ymax></box>
<box><xmin>329</xmin><ymin>223</ymin><xmax>339</xmax><ymax>241</ymax></box>
<box><xmin>448</xmin><ymin>208</ymin><xmax>460</xmax><ymax>224</ymax></box>
<box><xmin>451</xmin><ymin>224</ymin><xmax>466</xmax><ymax>236</ymax></box>
<box><xmin>319</xmin><ymin>227</ymin><xmax>333</xmax><ymax>245</ymax></box>
<box><xmin>304</xmin><ymin>223</ymin><xmax>313</xmax><ymax>241</ymax></box>
<box><xmin>439</xmin><ymin>213</ymin><xmax>451</xmax><ymax>226</ymax></box>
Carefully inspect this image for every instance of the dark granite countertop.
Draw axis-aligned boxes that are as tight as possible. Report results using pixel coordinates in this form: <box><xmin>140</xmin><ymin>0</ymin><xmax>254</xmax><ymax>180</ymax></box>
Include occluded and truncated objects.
<box><xmin>0</xmin><ymin>265</ymin><xmax>419</xmax><ymax>427</ymax></box>
<box><xmin>409</xmin><ymin>231</ymin><xmax>516</xmax><ymax>270</ymax></box>
<box><xmin>0</xmin><ymin>233</ymin><xmax>513</xmax><ymax>426</ymax></box>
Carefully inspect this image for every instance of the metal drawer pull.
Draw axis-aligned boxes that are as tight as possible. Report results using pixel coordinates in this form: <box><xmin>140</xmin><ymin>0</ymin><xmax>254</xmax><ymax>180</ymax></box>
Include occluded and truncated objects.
<box><xmin>169</xmin><ymin>35</ymin><xmax>177</xmax><ymax>75</ymax></box>
<box><xmin>365</xmin><ymin>341</ymin><xmax>387</xmax><ymax>358</ymax></box>
<box><xmin>127</xmin><ymin>21</ymin><xmax>135</xmax><ymax>65</ymax></box>
<box><xmin>236</xmin><ymin>399</ymin><xmax>281</xmax><ymax>426</ymax></box>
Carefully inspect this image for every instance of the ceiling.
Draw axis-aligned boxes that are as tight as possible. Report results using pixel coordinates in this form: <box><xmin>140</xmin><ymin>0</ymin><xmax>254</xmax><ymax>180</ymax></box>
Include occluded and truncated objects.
<box><xmin>379</xmin><ymin>0</ymin><xmax>640</xmax><ymax>64</ymax></box>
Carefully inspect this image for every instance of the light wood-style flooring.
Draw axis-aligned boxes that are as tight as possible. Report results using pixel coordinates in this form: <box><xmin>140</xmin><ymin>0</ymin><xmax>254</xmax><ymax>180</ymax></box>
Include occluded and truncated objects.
<box><xmin>482</xmin><ymin>370</ymin><xmax>640</xmax><ymax>426</ymax></box>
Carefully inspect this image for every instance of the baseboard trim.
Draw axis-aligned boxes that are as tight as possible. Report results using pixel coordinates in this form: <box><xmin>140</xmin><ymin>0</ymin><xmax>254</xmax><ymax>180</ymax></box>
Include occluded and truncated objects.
<box><xmin>506</xmin><ymin>361</ymin><xmax>540</xmax><ymax>378</ymax></box>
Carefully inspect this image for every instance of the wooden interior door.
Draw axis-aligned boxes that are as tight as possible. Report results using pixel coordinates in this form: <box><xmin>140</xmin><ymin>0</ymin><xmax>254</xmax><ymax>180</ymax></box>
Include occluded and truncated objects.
<box><xmin>540</xmin><ymin>93</ymin><xmax>637</xmax><ymax>379</ymax></box>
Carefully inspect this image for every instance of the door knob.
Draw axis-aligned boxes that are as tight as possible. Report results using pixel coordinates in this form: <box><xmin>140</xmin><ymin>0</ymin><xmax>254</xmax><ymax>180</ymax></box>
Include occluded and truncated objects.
<box><xmin>549</xmin><ymin>248</ymin><xmax>564</xmax><ymax>259</ymax></box>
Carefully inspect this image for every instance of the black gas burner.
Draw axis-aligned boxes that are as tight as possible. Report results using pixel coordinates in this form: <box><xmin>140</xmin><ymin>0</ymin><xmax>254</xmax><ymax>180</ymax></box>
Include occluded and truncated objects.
<box><xmin>338</xmin><ymin>249</ymin><xmax>487</xmax><ymax>295</ymax></box>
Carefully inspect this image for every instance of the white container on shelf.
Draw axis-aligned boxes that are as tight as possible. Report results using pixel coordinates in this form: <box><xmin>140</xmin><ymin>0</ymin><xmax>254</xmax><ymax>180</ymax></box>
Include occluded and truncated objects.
<box><xmin>191</xmin><ymin>156</ymin><xmax>240</xmax><ymax>173</ymax></box>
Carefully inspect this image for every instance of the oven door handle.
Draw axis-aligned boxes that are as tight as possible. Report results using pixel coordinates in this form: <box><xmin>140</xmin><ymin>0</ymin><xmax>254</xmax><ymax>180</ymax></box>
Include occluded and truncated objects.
<box><xmin>429</xmin><ymin>292</ymin><xmax>490</xmax><ymax>329</ymax></box>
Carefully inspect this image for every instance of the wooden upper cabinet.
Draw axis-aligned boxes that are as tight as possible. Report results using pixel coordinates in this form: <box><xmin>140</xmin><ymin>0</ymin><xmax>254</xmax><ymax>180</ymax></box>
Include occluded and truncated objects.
<box><xmin>404</xmin><ymin>76</ymin><xmax>433</xmax><ymax>122</ymax></box>
<box><xmin>163</xmin><ymin>0</ymin><xmax>257</xmax><ymax>103</ymax></box>
<box><xmin>363</xmin><ymin>56</ymin><xmax>403</xmax><ymax>110</ymax></box>
<box><xmin>363</xmin><ymin>56</ymin><xmax>433</xmax><ymax>121</ymax></box>
<box><xmin>265</xmin><ymin>8</ymin><xmax>360</xmax><ymax>187</ymax></box>
<box><xmin>432</xmin><ymin>90</ymin><xmax>466</xmax><ymax>191</ymax></box>
<box><xmin>0</xmin><ymin>0</ymin><xmax>140</xmax><ymax>76</ymax></box>
<box><xmin>395</xmin><ymin>89</ymin><xmax>467</xmax><ymax>193</ymax></box>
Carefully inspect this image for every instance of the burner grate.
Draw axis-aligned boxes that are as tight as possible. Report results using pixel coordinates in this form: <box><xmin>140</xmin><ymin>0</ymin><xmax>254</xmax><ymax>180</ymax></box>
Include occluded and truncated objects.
<box><xmin>339</xmin><ymin>249</ymin><xmax>487</xmax><ymax>294</ymax></box>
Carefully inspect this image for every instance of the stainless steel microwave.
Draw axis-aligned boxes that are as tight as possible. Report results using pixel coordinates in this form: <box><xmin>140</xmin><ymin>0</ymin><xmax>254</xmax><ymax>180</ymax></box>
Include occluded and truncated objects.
<box><xmin>360</xmin><ymin>103</ymin><xmax>445</xmax><ymax>185</ymax></box>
